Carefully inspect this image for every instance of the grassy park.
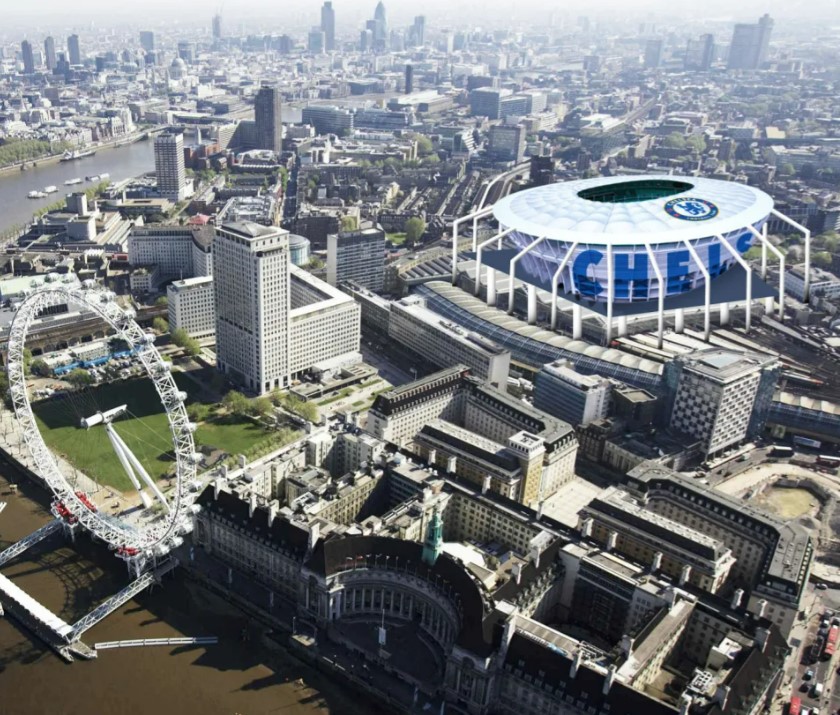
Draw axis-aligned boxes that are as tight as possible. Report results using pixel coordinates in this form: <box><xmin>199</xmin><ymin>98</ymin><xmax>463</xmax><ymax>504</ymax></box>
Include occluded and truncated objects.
<box><xmin>32</xmin><ymin>375</ymin><xmax>294</xmax><ymax>491</ymax></box>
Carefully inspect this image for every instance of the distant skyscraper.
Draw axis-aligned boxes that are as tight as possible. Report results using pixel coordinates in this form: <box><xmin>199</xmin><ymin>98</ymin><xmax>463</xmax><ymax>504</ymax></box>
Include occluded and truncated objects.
<box><xmin>44</xmin><ymin>36</ymin><xmax>56</xmax><ymax>71</ymax></box>
<box><xmin>308</xmin><ymin>28</ymin><xmax>326</xmax><ymax>54</ymax></box>
<box><xmin>67</xmin><ymin>34</ymin><xmax>81</xmax><ymax>65</ymax></box>
<box><xmin>373</xmin><ymin>1</ymin><xmax>387</xmax><ymax>51</ymax></box>
<box><xmin>212</xmin><ymin>14</ymin><xmax>223</xmax><ymax>40</ymax></box>
<box><xmin>686</xmin><ymin>33</ymin><xmax>715</xmax><ymax>71</ymax></box>
<box><xmin>404</xmin><ymin>64</ymin><xmax>414</xmax><ymax>94</ymax></box>
<box><xmin>254</xmin><ymin>86</ymin><xmax>283</xmax><ymax>153</ymax></box>
<box><xmin>21</xmin><ymin>40</ymin><xmax>35</xmax><ymax>74</ymax></box>
<box><xmin>727</xmin><ymin>14</ymin><xmax>773</xmax><ymax>70</ymax></box>
<box><xmin>412</xmin><ymin>15</ymin><xmax>426</xmax><ymax>46</ymax></box>
<box><xmin>178</xmin><ymin>41</ymin><xmax>196</xmax><ymax>63</ymax></box>
<box><xmin>320</xmin><ymin>1</ymin><xmax>335</xmax><ymax>52</ymax></box>
<box><xmin>139</xmin><ymin>31</ymin><xmax>155</xmax><ymax>53</ymax></box>
<box><xmin>644</xmin><ymin>39</ymin><xmax>663</xmax><ymax>69</ymax></box>
<box><xmin>154</xmin><ymin>131</ymin><xmax>186</xmax><ymax>201</ymax></box>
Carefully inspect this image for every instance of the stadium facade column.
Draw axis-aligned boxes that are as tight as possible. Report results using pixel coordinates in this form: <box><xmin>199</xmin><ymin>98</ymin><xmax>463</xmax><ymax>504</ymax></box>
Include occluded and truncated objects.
<box><xmin>550</xmin><ymin>241</ymin><xmax>579</xmax><ymax>331</ymax></box>
<box><xmin>747</xmin><ymin>224</ymin><xmax>785</xmax><ymax>320</ymax></box>
<box><xmin>451</xmin><ymin>206</ymin><xmax>493</xmax><ymax>284</ymax></box>
<box><xmin>508</xmin><ymin>236</ymin><xmax>546</xmax><ymax>316</ymax></box>
<box><xmin>644</xmin><ymin>242</ymin><xmax>665</xmax><ymax>350</ymax></box>
<box><xmin>572</xmin><ymin>304</ymin><xmax>582</xmax><ymax>339</ymax></box>
<box><xmin>486</xmin><ymin>267</ymin><xmax>497</xmax><ymax>305</ymax></box>
<box><xmin>474</xmin><ymin>227</ymin><xmax>513</xmax><ymax>296</ymax></box>
<box><xmin>770</xmin><ymin>209</ymin><xmax>810</xmax><ymax>301</ymax></box>
<box><xmin>683</xmin><ymin>238</ymin><xmax>711</xmax><ymax>341</ymax></box>
<box><xmin>527</xmin><ymin>284</ymin><xmax>538</xmax><ymax>324</ymax></box>
<box><xmin>717</xmin><ymin>232</ymin><xmax>753</xmax><ymax>332</ymax></box>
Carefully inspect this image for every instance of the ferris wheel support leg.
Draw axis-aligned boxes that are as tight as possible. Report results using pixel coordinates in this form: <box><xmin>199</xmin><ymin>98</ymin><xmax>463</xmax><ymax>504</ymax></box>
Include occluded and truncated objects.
<box><xmin>105</xmin><ymin>424</ymin><xmax>152</xmax><ymax>509</ymax></box>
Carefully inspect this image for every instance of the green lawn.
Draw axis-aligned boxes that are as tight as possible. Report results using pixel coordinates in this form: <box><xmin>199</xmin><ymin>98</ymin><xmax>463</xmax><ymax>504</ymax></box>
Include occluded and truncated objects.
<box><xmin>32</xmin><ymin>376</ymin><xmax>273</xmax><ymax>491</ymax></box>
<box><xmin>387</xmin><ymin>232</ymin><xmax>407</xmax><ymax>245</ymax></box>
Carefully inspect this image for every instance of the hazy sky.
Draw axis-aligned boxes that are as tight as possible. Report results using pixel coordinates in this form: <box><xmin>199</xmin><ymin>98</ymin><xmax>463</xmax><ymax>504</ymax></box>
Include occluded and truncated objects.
<box><xmin>2</xmin><ymin>0</ymin><xmax>840</xmax><ymax>28</ymax></box>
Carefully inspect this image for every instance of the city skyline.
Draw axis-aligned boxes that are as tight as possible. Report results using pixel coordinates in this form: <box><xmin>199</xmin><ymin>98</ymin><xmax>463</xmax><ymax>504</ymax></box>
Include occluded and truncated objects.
<box><xmin>0</xmin><ymin>0</ymin><xmax>837</xmax><ymax>26</ymax></box>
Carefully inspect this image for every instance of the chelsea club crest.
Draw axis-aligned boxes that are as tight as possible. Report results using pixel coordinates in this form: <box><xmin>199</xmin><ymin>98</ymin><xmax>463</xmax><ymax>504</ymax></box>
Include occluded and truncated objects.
<box><xmin>664</xmin><ymin>197</ymin><xmax>719</xmax><ymax>221</ymax></box>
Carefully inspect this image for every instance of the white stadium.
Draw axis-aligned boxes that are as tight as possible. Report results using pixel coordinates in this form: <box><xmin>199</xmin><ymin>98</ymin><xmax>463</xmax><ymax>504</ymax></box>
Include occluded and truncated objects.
<box><xmin>451</xmin><ymin>175</ymin><xmax>811</xmax><ymax>346</ymax></box>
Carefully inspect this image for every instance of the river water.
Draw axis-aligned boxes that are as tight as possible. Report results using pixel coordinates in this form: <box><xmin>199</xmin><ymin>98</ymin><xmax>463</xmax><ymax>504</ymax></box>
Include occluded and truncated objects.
<box><xmin>0</xmin><ymin>472</ymin><xmax>364</xmax><ymax>715</ymax></box>
<box><xmin>0</xmin><ymin>141</ymin><xmax>156</xmax><ymax>233</ymax></box>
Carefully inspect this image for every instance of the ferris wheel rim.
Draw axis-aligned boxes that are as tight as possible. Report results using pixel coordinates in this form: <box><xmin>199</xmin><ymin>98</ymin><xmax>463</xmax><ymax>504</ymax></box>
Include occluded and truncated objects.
<box><xmin>5</xmin><ymin>280</ymin><xmax>198</xmax><ymax>555</ymax></box>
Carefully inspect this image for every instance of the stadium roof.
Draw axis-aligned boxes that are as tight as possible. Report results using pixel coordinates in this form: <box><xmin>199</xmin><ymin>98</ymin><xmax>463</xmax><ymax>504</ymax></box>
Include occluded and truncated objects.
<box><xmin>492</xmin><ymin>174</ymin><xmax>773</xmax><ymax>245</ymax></box>
<box><xmin>421</xmin><ymin>282</ymin><xmax>663</xmax><ymax>376</ymax></box>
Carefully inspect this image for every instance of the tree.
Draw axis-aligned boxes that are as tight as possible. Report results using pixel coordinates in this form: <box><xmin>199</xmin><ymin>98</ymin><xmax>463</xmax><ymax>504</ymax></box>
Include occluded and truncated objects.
<box><xmin>340</xmin><ymin>215</ymin><xmax>359</xmax><ymax>232</ymax></box>
<box><xmin>23</xmin><ymin>348</ymin><xmax>32</xmax><ymax>376</ymax></box>
<box><xmin>279</xmin><ymin>393</ymin><xmax>319</xmax><ymax>422</ymax></box>
<box><xmin>0</xmin><ymin>371</ymin><xmax>10</xmax><ymax>408</ymax></box>
<box><xmin>813</xmin><ymin>251</ymin><xmax>833</xmax><ymax>269</ymax></box>
<box><xmin>152</xmin><ymin>317</ymin><xmax>169</xmax><ymax>334</ymax></box>
<box><xmin>171</xmin><ymin>327</ymin><xmax>200</xmax><ymax>357</ymax></box>
<box><xmin>187</xmin><ymin>402</ymin><xmax>211</xmax><ymax>422</ymax></box>
<box><xmin>171</xmin><ymin>328</ymin><xmax>189</xmax><ymax>347</ymax></box>
<box><xmin>662</xmin><ymin>132</ymin><xmax>687</xmax><ymax>150</ymax></box>
<box><xmin>30</xmin><ymin>358</ymin><xmax>50</xmax><ymax>377</ymax></box>
<box><xmin>405</xmin><ymin>216</ymin><xmax>426</xmax><ymax>246</ymax></box>
<box><xmin>414</xmin><ymin>135</ymin><xmax>434</xmax><ymax>156</ymax></box>
<box><xmin>685</xmin><ymin>134</ymin><xmax>706</xmax><ymax>153</ymax></box>
<box><xmin>778</xmin><ymin>163</ymin><xmax>796</xmax><ymax>177</ymax></box>
<box><xmin>250</xmin><ymin>396</ymin><xmax>274</xmax><ymax>418</ymax></box>
<box><xmin>66</xmin><ymin>368</ymin><xmax>94</xmax><ymax>389</ymax></box>
<box><xmin>223</xmin><ymin>390</ymin><xmax>251</xmax><ymax>417</ymax></box>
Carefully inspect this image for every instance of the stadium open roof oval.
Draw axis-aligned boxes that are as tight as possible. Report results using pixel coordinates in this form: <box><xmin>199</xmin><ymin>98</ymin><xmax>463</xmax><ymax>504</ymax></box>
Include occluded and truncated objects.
<box><xmin>492</xmin><ymin>174</ymin><xmax>774</xmax><ymax>246</ymax></box>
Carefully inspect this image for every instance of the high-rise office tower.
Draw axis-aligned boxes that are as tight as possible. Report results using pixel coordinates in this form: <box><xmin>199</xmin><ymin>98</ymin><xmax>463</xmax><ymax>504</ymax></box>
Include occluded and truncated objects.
<box><xmin>320</xmin><ymin>1</ymin><xmax>335</xmax><ymax>52</ymax></box>
<box><xmin>178</xmin><ymin>41</ymin><xmax>196</xmax><ymax>63</ymax></box>
<box><xmin>139</xmin><ymin>31</ymin><xmax>155</xmax><ymax>53</ymax></box>
<box><xmin>327</xmin><ymin>226</ymin><xmax>386</xmax><ymax>291</ymax></box>
<box><xmin>644</xmin><ymin>39</ymin><xmax>664</xmax><ymax>69</ymax></box>
<box><xmin>685</xmin><ymin>33</ymin><xmax>715</xmax><ymax>71</ymax></box>
<box><xmin>727</xmin><ymin>14</ymin><xmax>773</xmax><ymax>70</ymax></box>
<box><xmin>212</xmin><ymin>14</ymin><xmax>223</xmax><ymax>40</ymax></box>
<box><xmin>254</xmin><ymin>86</ymin><xmax>283</xmax><ymax>153</ymax></box>
<box><xmin>373</xmin><ymin>1</ymin><xmax>387</xmax><ymax>51</ymax></box>
<box><xmin>21</xmin><ymin>41</ymin><xmax>35</xmax><ymax>74</ymax></box>
<box><xmin>44</xmin><ymin>36</ymin><xmax>56</xmax><ymax>71</ymax></box>
<box><xmin>154</xmin><ymin>131</ymin><xmax>186</xmax><ymax>201</ymax></box>
<box><xmin>412</xmin><ymin>16</ymin><xmax>426</xmax><ymax>46</ymax></box>
<box><xmin>308</xmin><ymin>29</ymin><xmax>326</xmax><ymax>54</ymax></box>
<box><xmin>404</xmin><ymin>64</ymin><xmax>414</xmax><ymax>94</ymax></box>
<box><xmin>67</xmin><ymin>34</ymin><xmax>81</xmax><ymax>65</ymax></box>
<box><xmin>214</xmin><ymin>223</ymin><xmax>290</xmax><ymax>395</ymax></box>
<box><xmin>664</xmin><ymin>349</ymin><xmax>780</xmax><ymax>457</ymax></box>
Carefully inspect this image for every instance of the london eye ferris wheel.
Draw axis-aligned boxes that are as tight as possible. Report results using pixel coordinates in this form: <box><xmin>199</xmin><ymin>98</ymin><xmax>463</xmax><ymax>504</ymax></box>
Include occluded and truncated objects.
<box><xmin>5</xmin><ymin>276</ymin><xmax>201</xmax><ymax>572</ymax></box>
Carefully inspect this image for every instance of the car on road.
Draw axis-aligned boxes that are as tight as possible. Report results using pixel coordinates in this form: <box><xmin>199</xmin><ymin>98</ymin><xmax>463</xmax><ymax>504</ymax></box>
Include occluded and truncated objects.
<box><xmin>805</xmin><ymin>670</ymin><xmax>815</xmax><ymax>680</ymax></box>
<box><xmin>818</xmin><ymin>583</ymin><xmax>828</xmax><ymax>590</ymax></box>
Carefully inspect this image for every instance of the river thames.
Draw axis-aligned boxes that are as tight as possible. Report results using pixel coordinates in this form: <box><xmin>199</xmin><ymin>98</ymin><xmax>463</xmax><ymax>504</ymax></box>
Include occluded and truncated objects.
<box><xmin>0</xmin><ymin>140</ymin><xmax>156</xmax><ymax>233</ymax></box>
<box><xmin>0</xmin><ymin>472</ymin><xmax>370</xmax><ymax>715</ymax></box>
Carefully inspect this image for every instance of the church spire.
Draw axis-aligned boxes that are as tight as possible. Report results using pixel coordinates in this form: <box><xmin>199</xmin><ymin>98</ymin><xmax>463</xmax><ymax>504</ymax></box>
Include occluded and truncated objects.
<box><xmin>422</xmin><ymin>506</ymin><xmax>443</xmax><ymax>566</ymax></box>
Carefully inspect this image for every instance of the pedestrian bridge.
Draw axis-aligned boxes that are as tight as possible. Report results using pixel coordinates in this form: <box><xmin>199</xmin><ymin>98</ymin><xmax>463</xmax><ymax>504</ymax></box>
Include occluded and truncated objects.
<box><xmin>94</xmin><ymin>636</ymin><xmax>218</xmax><ymax>650</ymax></box>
